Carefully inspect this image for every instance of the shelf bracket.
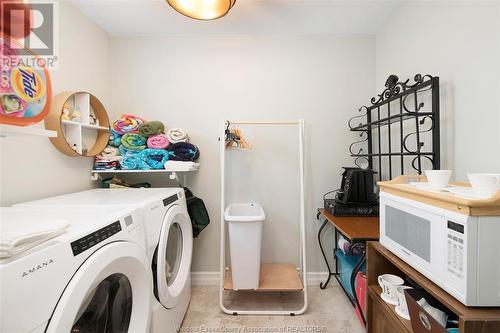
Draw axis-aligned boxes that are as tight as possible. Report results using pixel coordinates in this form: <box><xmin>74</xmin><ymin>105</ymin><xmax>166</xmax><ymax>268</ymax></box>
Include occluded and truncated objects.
<box><xmin>169</xmin><ymin>171</ymin><xmax>178</xmax><ymax>181</ymax></box>
<box><xmin>91</xmin><ymin>172</ymin><xmax>99</xmax><ymax>181</ymax></box>
<box><xmin>169</xmin><ymin>171</ymin><xmax>188</xmax><ymax>187</ymax></box>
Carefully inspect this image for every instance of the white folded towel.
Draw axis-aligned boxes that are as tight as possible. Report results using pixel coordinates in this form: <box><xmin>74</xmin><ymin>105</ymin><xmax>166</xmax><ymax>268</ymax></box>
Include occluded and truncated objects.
<box><xmin>166</xmin><ymin>128</ymin><xmax>190</xmax><ymax>144</ymax></box>
<box><xmin>164</xmin><ymin>161</ymin><xmax>199</xmax><ymax>171</ymax></box>
<box><xmin>0</xmin><ymin>217</ymin><xmax>69</xmax><ymax>258</ymax></box>
<box><xmin>100</xmin><ymin>146</ymin><xmax>120</xmax><ymax>157</ymax></box>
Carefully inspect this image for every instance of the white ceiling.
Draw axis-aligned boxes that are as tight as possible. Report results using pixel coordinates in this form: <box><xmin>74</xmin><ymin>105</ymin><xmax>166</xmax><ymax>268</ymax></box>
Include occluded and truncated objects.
<box><xmin>71</xmin><ymin>0</ymin><xmax>402</xmax><ymax>36</ymax></box>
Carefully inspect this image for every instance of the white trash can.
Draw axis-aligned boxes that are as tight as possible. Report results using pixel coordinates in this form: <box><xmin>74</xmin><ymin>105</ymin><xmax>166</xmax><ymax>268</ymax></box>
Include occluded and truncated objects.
<box><xmin>225</xmin><ymin>203</ymin><xmax>265</xmax><ymax>290</ymax></box>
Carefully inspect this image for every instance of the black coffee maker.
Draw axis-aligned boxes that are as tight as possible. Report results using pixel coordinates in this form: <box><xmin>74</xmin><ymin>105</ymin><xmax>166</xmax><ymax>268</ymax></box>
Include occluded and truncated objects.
<box><xmin>324</xmin><ymin>167</ymin><xmax>379</xmax><ymax>217</ymax></box>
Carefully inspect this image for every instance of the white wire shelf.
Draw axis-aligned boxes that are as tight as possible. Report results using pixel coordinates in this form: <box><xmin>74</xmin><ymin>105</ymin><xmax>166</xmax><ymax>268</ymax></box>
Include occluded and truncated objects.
<box><xmin>91</xmin><ymin>168</ymin><xmax>198</xmax><ymax>173</ymax></box>
<box><xmin>90</xmin><ymin>167</ymin><xmax>199</xmax><ymax>184</ymax></box>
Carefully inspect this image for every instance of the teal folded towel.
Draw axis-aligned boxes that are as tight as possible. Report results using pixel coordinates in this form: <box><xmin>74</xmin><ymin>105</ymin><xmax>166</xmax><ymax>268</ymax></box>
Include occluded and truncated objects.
<box><xmin>139</xmin><ymin>149</ymin><xmax>171</xmax><ymax>169</ymax></box>
<box><xmin>109</xmin><ymin>129</ymin><xmax>122</xmax><ymax>148</ymax></box>
<box><xmin>120</xmin><ymin>155</ymin><xmax>150</xmax><ymax>170</ymax></box>
<box><xmin>119</xmin><ymin>145</ymin><xmax>141</xmax><ymax>157</ymax></box>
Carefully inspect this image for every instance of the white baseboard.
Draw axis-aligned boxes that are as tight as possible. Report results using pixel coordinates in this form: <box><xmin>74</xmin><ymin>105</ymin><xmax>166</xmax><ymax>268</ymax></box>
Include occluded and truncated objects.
<box><xmin>191</xmin><ymin>271</ymin><xmax>220</xmax><ymax>286</ymax></box>
<box><xmin>191</xmin><ymin>271</ymin><xmax>329</xmax><ymax>286</ymax></box>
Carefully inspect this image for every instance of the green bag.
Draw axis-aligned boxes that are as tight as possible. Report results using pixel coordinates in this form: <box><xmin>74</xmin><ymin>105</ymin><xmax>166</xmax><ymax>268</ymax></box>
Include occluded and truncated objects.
<box><xmin>184</xmin><ymin>187</ymin><xmax>210</xmax><ymax>238</ymax></box>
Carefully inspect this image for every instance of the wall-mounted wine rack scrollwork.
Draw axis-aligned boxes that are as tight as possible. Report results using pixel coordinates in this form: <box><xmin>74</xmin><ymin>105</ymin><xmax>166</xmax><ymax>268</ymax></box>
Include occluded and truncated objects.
<box><xmin>348</xmin><ymin>74</ymin><xmax>440</xmax><ymax>181</ymax></box>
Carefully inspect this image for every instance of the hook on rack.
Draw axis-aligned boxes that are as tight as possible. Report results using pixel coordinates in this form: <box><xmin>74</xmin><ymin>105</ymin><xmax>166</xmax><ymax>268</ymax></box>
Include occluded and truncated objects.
<box><xmin>224</xmin><ymin>121</ymin><xmax>250</xmax><ymax>149</ymax></box>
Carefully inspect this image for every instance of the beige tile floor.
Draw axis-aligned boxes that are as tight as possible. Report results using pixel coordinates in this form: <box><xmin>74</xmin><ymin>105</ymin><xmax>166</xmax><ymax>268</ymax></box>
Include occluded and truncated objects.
<box><xmin>180</xmin><ymin>284</ymin><xmax>365</xmax><ymax>333</ymax></box>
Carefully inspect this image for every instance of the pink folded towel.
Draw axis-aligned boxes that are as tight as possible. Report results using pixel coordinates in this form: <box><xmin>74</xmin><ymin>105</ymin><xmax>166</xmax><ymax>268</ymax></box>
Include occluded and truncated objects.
<box><xmin>147</xmin><ymin>134</ymin><xmax>170</xmax><ymax>149</ymax></box>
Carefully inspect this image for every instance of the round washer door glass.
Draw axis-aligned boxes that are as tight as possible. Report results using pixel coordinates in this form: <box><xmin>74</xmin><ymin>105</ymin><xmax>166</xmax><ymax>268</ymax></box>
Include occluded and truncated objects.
<box><xmin>72</xmin><ymin>273</ymin><xmax>132</xmax><ymax>333</ymax></box>
<box><xmin>46</xmin><ymin>242</ymin><xmax>151</xmax><ymax>333</ymax></box>
<box><xmin>165</xmin><ymin>222</ymin><xmax>182</xmax><ymax>286</ymax></box>
<box><xmin>156</xmin><ymin>205</ymin><xmax>193</xmax><ymax>309</ymax></box>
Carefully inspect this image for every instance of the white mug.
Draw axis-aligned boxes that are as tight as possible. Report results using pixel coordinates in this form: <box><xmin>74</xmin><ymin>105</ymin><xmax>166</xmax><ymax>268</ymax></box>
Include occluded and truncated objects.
<box><xmin>467</xmin><ymin>173</ymin><xmax>500</xmax><ymax>197</ymax></box>
<box><xmin>425</xmin><ymin>170</ymin><xmax>452</xmax><ymax>190</ymax></box>
<box><xmin>396</xmin><ymin>286</ymin><xmax>413</xmax><ymax>315</ymax></box>
<box><xmin>378</xmin><ymin>274</ymin><xmax>404</xmax><ymax>302</ymax></box>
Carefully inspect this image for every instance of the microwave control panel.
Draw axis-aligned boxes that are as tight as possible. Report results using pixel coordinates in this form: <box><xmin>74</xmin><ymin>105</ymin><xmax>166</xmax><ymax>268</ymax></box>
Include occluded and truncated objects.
<box><xmin>447</xmin><ymin>220</ymin><xmax>464</xmax><ymax>278</ymax></box>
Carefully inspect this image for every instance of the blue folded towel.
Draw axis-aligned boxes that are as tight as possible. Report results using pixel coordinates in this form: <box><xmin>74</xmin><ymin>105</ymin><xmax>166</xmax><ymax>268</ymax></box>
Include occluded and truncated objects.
<box><xmin>119</xmin><ymin>155</ymin><xmax>150</xmax><ymax>170</ymax></box>
<box><xmin>119</xmin><ymin>144</ymin><xmax>142</xmax><ymax>157</ymax></box>
<box><xmin>139</xmin><ymin>149</ymin><xmax>171</xmax><ymax>169</ymax></box>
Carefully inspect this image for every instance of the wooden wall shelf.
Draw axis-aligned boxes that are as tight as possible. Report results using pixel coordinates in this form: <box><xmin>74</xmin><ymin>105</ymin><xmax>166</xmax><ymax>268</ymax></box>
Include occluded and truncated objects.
<box><xmin>366</xmin><ymin>242</ymin><xmax>500</xmax><ymax>333</ymax></box>
<box><xmin>45</xmin><ymin>92</ymin><xmax>110</xmax><ymax>157</ymax></box>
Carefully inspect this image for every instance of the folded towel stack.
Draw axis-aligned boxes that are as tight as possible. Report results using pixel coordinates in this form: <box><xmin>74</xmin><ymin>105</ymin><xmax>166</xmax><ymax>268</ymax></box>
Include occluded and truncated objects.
<box><xmin>147</xmin><ymin>134</ymin><xmax>170</xmax><ymax>149</ymax></box>
<box><xmin>164</xmin><ymin>161</ymin><xmax>199</xmax><ymax>171</ymax></box>
<box><xmin>140</xmin><ymin>149</ymin><xmax>171</xmax><ymax>169</ymax></box>
<box><xmin>94</xmin><ymin>146</ymin><xmax>122</xmax><ymax>170</ymax></box>
<box><xmin>167</xmin><ymin>128</ymin><xmax>190</xmax><ymax>144</ymax></box>
<box><xmin>139</xmin><ymin>121</ymin><xmax>165</xmax><ymax>138</ymax></box>
<box><xmin>96</xmin><ymin>114</ymin><xmax>201</xmax><ymax>172</ymax></box>
<box><xmin>112</xmin><ymin>114</ymin><xmax>144</xmax><ymax>134</ymax></box>
<box><xmin>167</xmin><ymin>142</ymin><xmax>200</xmax><ymax>162</ymax></box>
<box><xmin>0</xmin><ymin>212</ymin><xmax>69</xmax><ymax>258</ymax></box>
<box><xmin>121</xmin><ymin>133</ymin><xmax>147</xmax><ymax>150</ymax></box>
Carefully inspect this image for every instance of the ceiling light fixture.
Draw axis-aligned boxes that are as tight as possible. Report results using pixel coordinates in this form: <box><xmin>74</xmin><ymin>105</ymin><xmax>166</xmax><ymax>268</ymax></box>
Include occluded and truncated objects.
<box><xmin>166</xmin><ymin>0</ymin><xmax>236</xmax><ymax>20</ymax></box>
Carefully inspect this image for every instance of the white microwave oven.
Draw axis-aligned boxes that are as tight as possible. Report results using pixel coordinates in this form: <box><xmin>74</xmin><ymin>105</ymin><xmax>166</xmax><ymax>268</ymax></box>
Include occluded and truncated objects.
<box><xmin>380</xmin><ymin>191</ymin><xmax>500</xmax><ymax>306</ymax></box>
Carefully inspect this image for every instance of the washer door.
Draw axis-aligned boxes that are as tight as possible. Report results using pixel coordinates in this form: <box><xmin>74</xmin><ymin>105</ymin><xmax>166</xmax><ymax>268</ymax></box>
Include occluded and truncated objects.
<box><xmin>155</xmin><ymin>205</ymin><xmax>192</xmax><ymax>309</ymax></box>
<box><xmin>46</xmin><ymin>242</ymin><xmax>151</xmax><ymax>333</ymax></box>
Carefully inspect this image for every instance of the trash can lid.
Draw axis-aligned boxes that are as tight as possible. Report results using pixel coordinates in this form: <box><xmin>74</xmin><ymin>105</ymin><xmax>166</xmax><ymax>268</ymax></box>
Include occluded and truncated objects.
<box><xmin>224</xmin><ymin>203</ymin><xmax>265</xmax><ymax>222</ymax></box>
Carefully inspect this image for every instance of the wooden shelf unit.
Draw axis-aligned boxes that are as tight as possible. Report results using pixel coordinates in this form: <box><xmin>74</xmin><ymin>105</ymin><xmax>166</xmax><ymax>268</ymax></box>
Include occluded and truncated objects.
<box><xmin>224</xmin><ymin>263</ymin><xmax>303</xmax><ymax>292</ymax></box>
<box><xmin>45</xmin><ymin>92</ymin><xmax>110</xmax><ymax>157</ymax></box>
<box><xmin>366</xmin><ymin>241</ymin><xmax>500</xmax><ymax>333</ymax></box>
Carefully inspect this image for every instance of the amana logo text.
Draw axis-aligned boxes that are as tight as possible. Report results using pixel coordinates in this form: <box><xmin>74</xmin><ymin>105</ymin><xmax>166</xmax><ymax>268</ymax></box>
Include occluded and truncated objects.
<box><xmin>21</xmin><ymin>258</ymin><xmax>54</xmax><ymax>277</ymax></box>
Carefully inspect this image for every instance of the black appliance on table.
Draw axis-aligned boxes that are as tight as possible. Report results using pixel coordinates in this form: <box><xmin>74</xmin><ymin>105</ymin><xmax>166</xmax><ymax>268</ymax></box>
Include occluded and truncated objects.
<box><xmin>323</xmin><ymin>167</ymin><xmax>379</xmax><ymax>217</ymax></box>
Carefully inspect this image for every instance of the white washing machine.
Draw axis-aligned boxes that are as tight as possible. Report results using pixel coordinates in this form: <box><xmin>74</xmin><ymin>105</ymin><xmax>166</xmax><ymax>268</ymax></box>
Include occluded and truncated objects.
<box><xmin>0</xmin><ymin>206</ymin><xmax>151</xmax><ymax>333</ymax></box>
<box><xmin>17</xmin><ymin>188</ymin><xmax>193</xmax><ymax>332</ymax></box>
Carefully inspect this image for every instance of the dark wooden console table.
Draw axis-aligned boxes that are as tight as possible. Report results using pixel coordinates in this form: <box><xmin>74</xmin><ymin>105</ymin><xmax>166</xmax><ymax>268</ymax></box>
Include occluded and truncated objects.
<box><xmin>316</xmin><ymin>209</ymin><xmax>379</xmax><ymax>325</ymax></box>
<box><xmin>366</xmin><ymin>241</ymin><xmax>500</xmax><ymax>333</ymax></box>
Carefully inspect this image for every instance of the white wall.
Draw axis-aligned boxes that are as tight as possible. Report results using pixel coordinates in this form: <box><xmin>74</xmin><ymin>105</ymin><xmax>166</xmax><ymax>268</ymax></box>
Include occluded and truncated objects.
<box><xmin>109</xmin><ymin>35</ymin><xmax>375</xmax><ymax>272</ymax></box>
<box><xmin>0</xmin><ymin>1</ymin><xmax>111</xmax><ymax>206</ymax></box>
<box><xmin>376</xmin><ymin>1</ymin><xmax>500</xmax><ymax>181</ymax></box>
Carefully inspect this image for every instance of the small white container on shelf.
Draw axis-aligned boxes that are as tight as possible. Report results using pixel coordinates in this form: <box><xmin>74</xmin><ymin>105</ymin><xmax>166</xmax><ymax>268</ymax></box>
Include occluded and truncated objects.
<box><xmin>224</xmin><ymin>203</ymin><xmax>265</xmax><ymax>290</ymax></box>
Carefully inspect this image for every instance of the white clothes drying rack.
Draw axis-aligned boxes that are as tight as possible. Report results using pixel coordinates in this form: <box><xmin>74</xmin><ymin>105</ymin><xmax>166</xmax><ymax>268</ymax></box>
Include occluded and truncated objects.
<box><xmin>219</xmin><ymin>119</ymin><xmax>307</xmax><ymax>315</ymax></box>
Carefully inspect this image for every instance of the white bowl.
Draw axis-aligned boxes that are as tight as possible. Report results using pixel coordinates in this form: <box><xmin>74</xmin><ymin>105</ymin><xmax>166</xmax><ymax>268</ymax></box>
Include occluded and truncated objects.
<box><xmin>467</xmin><ymin>173</ymin><xmax>500</xmax><ymax>197</ymax></box>
<box><xmin>425</xmin><ymin>170</ymin><xmax>452</xmax><ymax>190</ymax></box>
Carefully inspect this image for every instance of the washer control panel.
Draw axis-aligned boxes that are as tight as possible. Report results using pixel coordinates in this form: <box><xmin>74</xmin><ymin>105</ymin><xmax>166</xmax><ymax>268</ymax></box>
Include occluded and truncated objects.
<box><xmin>71</xmin><ymin>221</ymin><xmax>122</xmax><ymax>256</ymax></box>
<box><xmin>163</xmin><ymin>194</ymin><xmax>179</xmax><ymax>207</ymax></box>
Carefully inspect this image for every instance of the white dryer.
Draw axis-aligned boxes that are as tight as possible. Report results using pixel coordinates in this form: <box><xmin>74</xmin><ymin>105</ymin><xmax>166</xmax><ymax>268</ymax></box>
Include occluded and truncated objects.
<box><xmin>18</xmin><ymin>188</ymin><xmax>193</xmax><ymax>332</ymax></box>
<box><xmin>0</xmin><ymin>206</ymin><xmax>151</xmax><ymax>333</ymax></box>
